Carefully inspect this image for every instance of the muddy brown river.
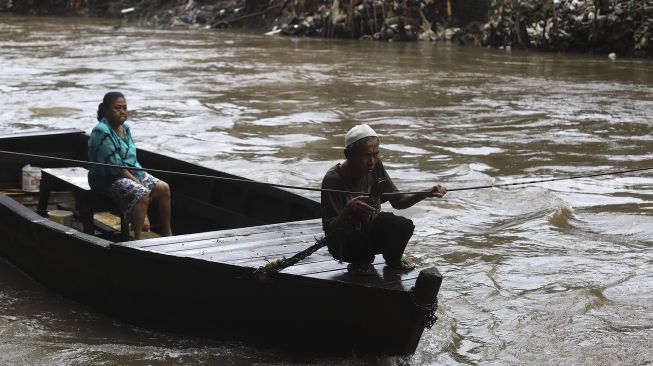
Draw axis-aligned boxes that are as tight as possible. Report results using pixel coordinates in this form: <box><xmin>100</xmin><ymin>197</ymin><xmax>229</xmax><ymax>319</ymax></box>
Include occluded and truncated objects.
<box><xmin>1</xmin><ymin>15</ymin><xmax>652</xmax><ymax>365</ymax></box>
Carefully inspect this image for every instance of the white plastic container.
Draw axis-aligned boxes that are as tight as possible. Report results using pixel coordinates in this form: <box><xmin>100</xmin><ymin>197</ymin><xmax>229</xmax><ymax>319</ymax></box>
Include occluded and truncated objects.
<box><xmin>21</xmin><ymin>165</ymin><xmax>42</xmax><ymax>192</ymax></box>
<box><xmin>48</xmin><ymin>210</ymin><xmax>73</xmax><ymax>227</ymax></box>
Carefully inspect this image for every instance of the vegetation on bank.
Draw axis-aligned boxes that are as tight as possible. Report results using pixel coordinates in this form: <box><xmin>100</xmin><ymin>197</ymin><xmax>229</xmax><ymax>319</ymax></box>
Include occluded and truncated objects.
<box><xmin>2</xmin><ymin>0</ymin><xmax>651</xmax><ymax>57</ymax></box>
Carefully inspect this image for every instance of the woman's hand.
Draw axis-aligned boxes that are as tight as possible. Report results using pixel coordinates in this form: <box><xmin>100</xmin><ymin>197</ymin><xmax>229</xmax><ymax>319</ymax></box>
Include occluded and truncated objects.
<box><xmin>121</xmin><ymin>169</ymin><xmax>140</xmax><ymax>183</ymax></box>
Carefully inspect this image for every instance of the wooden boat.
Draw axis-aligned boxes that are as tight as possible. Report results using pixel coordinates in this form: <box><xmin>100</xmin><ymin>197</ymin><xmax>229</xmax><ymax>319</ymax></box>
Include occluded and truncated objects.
<box><xmin>0</xmin><ymin>129</ymin><xmax>442</xmax><ymax>356</ymax></box>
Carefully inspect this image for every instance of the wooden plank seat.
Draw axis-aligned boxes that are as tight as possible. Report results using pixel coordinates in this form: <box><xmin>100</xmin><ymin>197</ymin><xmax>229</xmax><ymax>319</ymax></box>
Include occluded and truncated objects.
<box><xmin>37</xmin><ymin>167</ymin><xmax>129</xmax><ymax>240</ymax></box>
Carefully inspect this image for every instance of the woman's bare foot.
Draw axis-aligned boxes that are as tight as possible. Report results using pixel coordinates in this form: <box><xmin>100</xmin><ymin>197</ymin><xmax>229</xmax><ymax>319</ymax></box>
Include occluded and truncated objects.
<box><xmin>143</xmin><ymin>215</ymin><xmax>150</xmax><ymax>231</ymax></box>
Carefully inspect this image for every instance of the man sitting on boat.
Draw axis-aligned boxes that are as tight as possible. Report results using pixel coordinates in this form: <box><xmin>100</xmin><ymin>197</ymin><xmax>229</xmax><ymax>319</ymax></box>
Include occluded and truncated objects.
<box><xmin>321</xmin><ymin>124</ymin><xmax>447</xmax><ymax>275</ymax></box>
<box><xmin>87</xmin><ymin>91</ymin><xmax>172</xmax><ymax>240</ymax></box>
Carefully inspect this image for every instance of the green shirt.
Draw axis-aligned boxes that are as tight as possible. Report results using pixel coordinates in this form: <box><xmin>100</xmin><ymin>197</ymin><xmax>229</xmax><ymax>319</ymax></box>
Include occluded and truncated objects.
<box><xmin>88</xmin><ymin>118</ymin><xmax>144</xmax><ymax>183</ymax></box>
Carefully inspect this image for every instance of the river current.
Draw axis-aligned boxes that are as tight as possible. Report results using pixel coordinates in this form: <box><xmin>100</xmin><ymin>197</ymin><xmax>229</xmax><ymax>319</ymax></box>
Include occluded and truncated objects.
<box><xmin>1</xmin><ymin>15</ymin><xmax>652</xmax><ymax>365</ymax></box>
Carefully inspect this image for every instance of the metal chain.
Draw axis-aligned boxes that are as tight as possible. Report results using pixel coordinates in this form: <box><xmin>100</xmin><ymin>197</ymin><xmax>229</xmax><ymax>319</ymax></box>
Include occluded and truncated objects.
<box><xmin>409</xmin><ymin>288</ymin><xmax>439</xmax><ymax>329</ymax></box>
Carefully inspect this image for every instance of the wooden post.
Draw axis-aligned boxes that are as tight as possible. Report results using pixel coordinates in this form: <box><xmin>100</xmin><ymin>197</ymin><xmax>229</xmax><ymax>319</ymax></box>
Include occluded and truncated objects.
<box><xmin>403</xmin><ymin>267</ymin><xmax>443</xmax><ymax>353</ymax></box>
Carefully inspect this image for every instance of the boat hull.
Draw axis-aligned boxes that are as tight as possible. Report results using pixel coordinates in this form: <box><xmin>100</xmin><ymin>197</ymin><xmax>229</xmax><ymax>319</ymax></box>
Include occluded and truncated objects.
<box><xmin>0</xmin><ymin>129</ymin><xmax>441</xmax><ymax>355</ymax></box>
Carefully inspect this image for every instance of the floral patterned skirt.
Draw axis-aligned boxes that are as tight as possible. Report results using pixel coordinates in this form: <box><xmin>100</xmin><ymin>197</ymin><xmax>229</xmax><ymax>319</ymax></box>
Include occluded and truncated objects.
<box><xmin>109</xmin><ymin>172</ymin><xmax>159</xmax><ymax>223</ymax></box>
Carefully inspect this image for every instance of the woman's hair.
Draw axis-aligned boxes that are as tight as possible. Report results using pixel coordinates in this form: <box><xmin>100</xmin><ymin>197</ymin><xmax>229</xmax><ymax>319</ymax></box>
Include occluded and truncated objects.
<box><xmin>96</xmin><ymin>91</ymin><xmax>125</xmax><ymax>121</ymax></box>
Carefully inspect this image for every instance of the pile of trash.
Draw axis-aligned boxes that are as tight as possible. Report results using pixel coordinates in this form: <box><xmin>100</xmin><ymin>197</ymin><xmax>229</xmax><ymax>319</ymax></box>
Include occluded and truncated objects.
<box><xmin>34</xmin><ymin>0</ymin><xmax>479</xmax><ymax>43</ymax></box>
<box><xmin>480</xmin><ymin>0</ymin><xmax>653</xmax><ymax>57</ymax></box>
<box><xmin>125</xmin><ymin>1</ymin><xmax>285</xmax><ymax>29</ymax></box>
<box><xmin>267</xmin><ymin>0</ymin><xmax>488</xmax><ymax>43</ymax></box>
<box><xmin>271</xmin><ymin>1</ymin><xmax>433</xmax><ymax>41</ymax></box>
<box><xmin>3</xmin><ymin>0</ymin><xmax>651</xmax><ymax>57</ymax></box>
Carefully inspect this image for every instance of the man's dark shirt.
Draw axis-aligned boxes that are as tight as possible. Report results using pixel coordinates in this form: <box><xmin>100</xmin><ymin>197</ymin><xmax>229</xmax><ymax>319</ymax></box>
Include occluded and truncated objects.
<box><xmin>320</xmin><ymin>160</ymin><xmax>398</xmax><ymax>234</ymax></box>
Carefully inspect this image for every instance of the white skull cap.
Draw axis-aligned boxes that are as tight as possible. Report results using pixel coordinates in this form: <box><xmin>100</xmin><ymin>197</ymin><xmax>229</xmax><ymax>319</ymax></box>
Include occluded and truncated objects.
<box><xmin>345</xmin><ymin>124</ymin><xmax>378</xmax><ymax>148</ymax></box>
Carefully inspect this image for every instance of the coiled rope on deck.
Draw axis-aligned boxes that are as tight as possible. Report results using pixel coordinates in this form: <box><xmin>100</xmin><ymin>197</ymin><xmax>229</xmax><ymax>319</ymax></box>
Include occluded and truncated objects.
<box><xmin>1</xmin><ymin>150</ymin><xmax>653</xmax><ymax>197</ymax></box>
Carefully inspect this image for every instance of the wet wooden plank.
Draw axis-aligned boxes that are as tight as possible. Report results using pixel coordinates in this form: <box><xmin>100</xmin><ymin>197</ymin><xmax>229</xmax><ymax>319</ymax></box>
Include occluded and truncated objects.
<box><xmin>221</xmin><ymin>252</ymin><xmax>417</xmax><ymax>291</ymax></box>
<box><xmin>42</xmin><ymin>167</ymin><xmax>90</xmax><ymax>189</ymax></box>
<box><xmin>119</xmin><ymin>219</ymin><xmax>322</xmax><ymax>248</ymax></box>
<box><xmin>244</xmin><ymin>256</ymin><xmax>419</xmax><ymax>292</ymax></box>
<box><xmin>377</xmin><ymin>277</ymin><xmax>417</xmax><ymax>291</ymax></box>
<box><xmin>187</xmin><ymin>241</ymin><xmax>420</xmax><ymax>289</ymax></box>
<box><xmin>279</xmin><ymin>256</ymin><xmax>381</xmax><ymax>275</ymax></box>
<box><xmin>169</xmin><ymin>231</ymin><xmax>318</xmax><ymax>255</ymax></box>
<box><xmin>222</xmin><ymin>246</ymin><xmax>333</xmax><ymax>265</ymax></box>
<box><xmin>116</xmin><ymin>216</ymin><xmax>420</xmax><ymax>292</ymax></box>
<box><xmin>185</xmin><ymin>239</ymin><xmax>419</xmax><ymax>292</ymax></box>
<box><xmin>179</xmin><ymin>234</ymin><xmax>321</xmax><ymax>261</ymax></box>
<box><xmin>140</xmin><ymin>224</ymin><xmax>323</xmax><ymax>254</ymax></box>
<box><xmin>232</xmin><ymin>253</ymin><xmax>377</xmax><ymax>274</ymax></box>
<box><xmin>299</xmin><ymin>262</ymin><xmax>420</xmax><ymax>292</ymax></box>
<box><xmin>282</xmin><ymin>255</ymin><xmax>420</xmax><ymax>284</ymax></box>
<box><xmin>5</xmin><ymin>190</ymin><xmax>73</xmax><ymax>208</ymax></box>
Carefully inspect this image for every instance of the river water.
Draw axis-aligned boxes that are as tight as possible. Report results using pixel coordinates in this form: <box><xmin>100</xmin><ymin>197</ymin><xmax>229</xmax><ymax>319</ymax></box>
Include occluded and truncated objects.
<box><xmin>1</xmin><ymin>15</ymin><xmax>652</xmax><ymax>365</ymax></box>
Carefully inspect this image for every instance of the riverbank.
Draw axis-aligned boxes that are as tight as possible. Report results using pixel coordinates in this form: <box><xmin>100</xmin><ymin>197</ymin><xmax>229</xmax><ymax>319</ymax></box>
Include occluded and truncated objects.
<box><xmin>2</xmin><ymin>0</ymin><xmax>651</xmax><ymax>57</ymax></box>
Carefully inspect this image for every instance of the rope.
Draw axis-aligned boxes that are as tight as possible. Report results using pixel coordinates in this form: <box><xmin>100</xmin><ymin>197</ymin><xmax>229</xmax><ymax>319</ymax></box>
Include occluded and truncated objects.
<box><xmin>384</xmin><ymin>165</ymin><xmax>653</xmax><ymax>196</ymax></box>
<box><xmin>253</xmin><ymin>236</ymin><xmax>328</xmax><ymax>280</ymax></box>
<box><xmin>0</xmin><ymin>149</ymin><xmax>366</xmax><ymax>196</ymax></box>
<box><xmin>1</xmin><ymin>149</ymin><xmax>652</xmax><ymax>197</ymax></box>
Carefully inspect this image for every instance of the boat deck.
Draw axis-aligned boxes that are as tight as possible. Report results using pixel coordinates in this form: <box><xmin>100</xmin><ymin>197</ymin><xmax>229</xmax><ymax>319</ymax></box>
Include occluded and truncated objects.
<box><xmin>114</xmin><ymin>219</ymin><xmax>420</xmax><ymax>291</ymax></box>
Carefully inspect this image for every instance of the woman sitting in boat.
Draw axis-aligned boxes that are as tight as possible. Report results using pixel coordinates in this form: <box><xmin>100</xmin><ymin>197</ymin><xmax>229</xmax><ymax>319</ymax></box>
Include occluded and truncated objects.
<box><xmin>88</xmin><ymin>91</ymin><xmax>172</xmax><ymax>240</ymax></box>
<box><xmin>321</xmin><ymin>124</ymin><xmax>447</xmax><ymax>275</ymax></box>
